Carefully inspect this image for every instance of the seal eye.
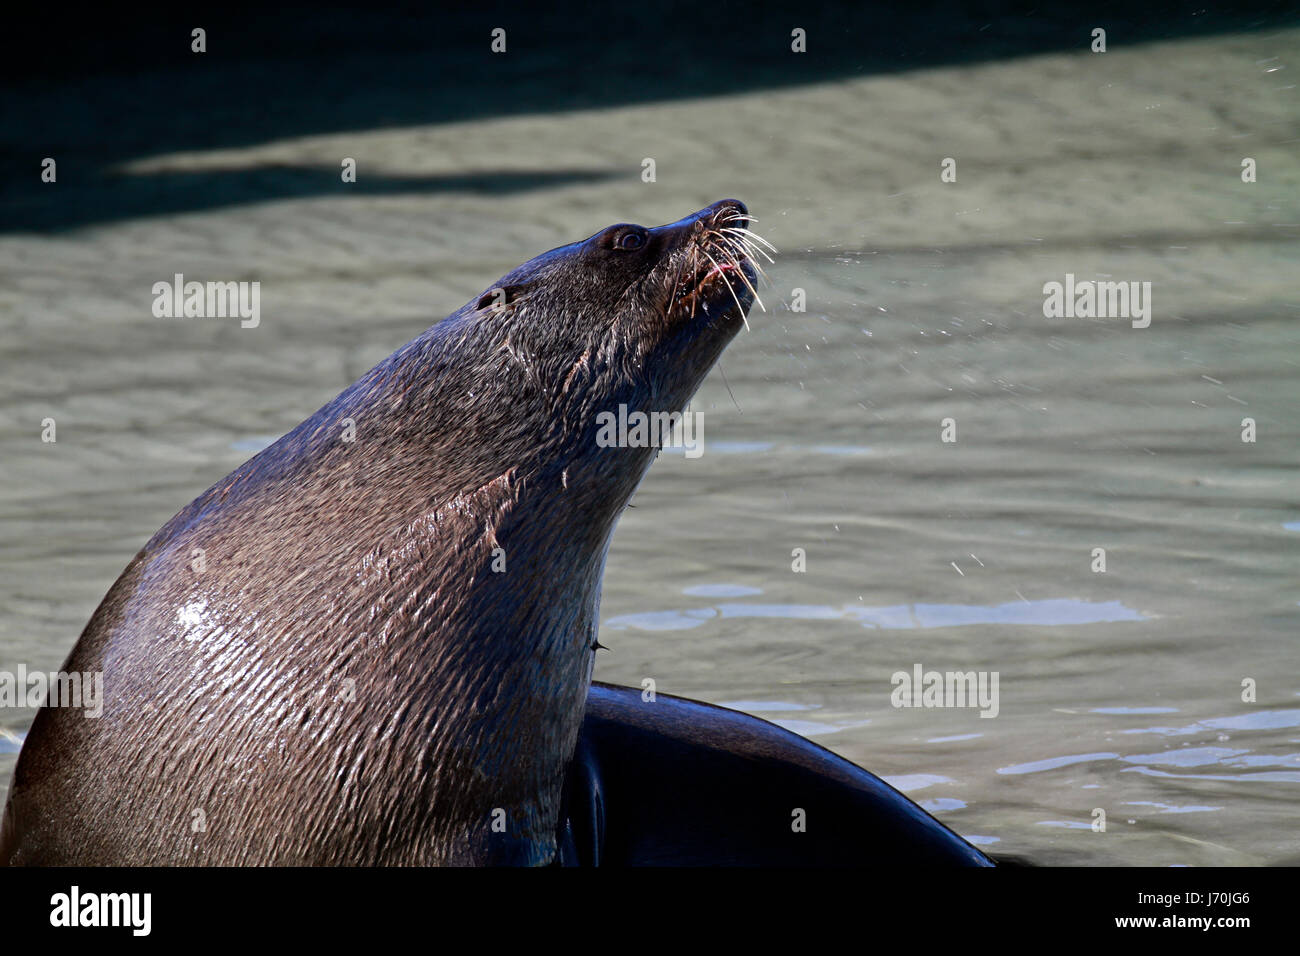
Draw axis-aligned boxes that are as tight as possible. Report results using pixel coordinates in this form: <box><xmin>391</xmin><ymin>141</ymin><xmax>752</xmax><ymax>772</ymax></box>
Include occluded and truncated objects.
<box><xmin>615</xmin><ymin>228</ymin><xmax>647</xmax><ymax>252</ymax></box>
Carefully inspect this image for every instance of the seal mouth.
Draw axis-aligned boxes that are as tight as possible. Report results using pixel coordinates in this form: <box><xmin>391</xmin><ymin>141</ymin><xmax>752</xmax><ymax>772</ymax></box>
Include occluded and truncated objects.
<box><xmin>681</xmin><ymin>258</ymin><xmax>755</xmax><ymax>308</ymax></box>
<box><xmin>670</xmin><ymin>206</ymin><xmax>773</xmax><ymax>326</ymax></box>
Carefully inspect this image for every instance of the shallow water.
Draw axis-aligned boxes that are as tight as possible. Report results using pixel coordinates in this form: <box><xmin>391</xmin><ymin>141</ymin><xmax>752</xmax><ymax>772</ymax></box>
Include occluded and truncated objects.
<box><xmin>1</xmin><ymin>28</ymin><xmax>1297</xmax><ymax>864</ymax></box>
<box><xmin>597</xmin><ymin>250</ymin><xmax>1300</xmax><ymax>864</ymax></box>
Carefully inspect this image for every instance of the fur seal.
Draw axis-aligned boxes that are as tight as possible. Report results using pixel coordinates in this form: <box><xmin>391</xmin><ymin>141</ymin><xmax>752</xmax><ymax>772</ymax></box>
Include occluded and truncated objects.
<box><xmin>1</xmin><ymin>200</ymin><xmax>990</xmax><ymax>866</ymax></box>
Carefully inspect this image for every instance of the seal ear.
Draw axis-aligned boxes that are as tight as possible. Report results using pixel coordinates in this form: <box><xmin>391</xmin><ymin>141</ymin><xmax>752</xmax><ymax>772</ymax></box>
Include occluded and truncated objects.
<box><xmin>476</xmin><ymin>286</ymin><xmax>522</xmax><ymax>312</ymax></box>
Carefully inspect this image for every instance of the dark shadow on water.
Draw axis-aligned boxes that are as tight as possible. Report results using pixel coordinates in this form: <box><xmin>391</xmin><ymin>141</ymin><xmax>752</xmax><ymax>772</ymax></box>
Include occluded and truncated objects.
<box><xmin>2</xmin><ymin>1</ymin><xmax>1297</xmax><ymax>232</ymax></box>
<box><xmin>2</xmin><ymin>168</ymin><xmax>617</xmax><ymax>231</ymax></box>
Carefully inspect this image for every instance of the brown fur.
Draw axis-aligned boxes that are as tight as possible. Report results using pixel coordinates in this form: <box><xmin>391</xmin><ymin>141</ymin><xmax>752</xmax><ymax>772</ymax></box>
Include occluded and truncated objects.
<box><xmin>1</xmin><ymin>201</ymin><xmax>756</xmax><ymax>865</ymax></box>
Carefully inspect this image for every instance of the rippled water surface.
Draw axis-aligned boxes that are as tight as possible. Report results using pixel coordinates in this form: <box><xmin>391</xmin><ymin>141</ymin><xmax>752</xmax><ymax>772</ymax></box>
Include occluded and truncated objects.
<box><xmin>1</xmin><ymin>28</ymin><xmax>1297</xmax><ymax>864</ymax></box>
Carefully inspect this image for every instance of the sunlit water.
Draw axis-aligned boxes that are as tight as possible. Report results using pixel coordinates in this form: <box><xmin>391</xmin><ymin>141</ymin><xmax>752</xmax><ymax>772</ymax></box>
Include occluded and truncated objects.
<box><xmin>1</xmin><ymin>29</ymin><xmax>1297</xmax><ymax>865</ymax></box>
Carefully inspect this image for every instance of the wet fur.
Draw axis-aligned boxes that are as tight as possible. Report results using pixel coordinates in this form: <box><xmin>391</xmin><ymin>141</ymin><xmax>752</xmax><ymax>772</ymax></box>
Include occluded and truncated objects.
<box><xmin>1</xmin><ymin>202</ymin><xmax>755</xmax><ymax>865</ymax></box>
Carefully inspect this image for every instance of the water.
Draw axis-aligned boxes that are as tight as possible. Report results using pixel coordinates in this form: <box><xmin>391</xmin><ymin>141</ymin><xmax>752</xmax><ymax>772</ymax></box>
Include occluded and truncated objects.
<box><xmin>2</xmin><ymin>27</ymin><xmax>1297</xmax><ymax>865</ymax></box>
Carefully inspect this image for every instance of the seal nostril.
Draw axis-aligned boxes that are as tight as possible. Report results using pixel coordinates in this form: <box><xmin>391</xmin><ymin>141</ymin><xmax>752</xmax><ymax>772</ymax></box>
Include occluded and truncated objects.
<box><xmin>710</xmin><ymin>198</ymin><xmax>749</xmax><ymax>230</ymax></box>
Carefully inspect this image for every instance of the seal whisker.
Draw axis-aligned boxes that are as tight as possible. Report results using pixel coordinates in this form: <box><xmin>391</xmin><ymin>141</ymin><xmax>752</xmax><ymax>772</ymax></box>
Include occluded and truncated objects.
<box><xmin>717</xmin><ymin>243</ymin><xmax>767</xmax><ymax>312</ymax></box>
<box><xmin>718</xmin><ymin>229</ymin><xmax>775</xmax><ymax>264</ymax></box>
<box><xmin>736</xmin><ymin>226</ymin><xmax>777</xmax><ymax>251</ymax></box>
<box><xmin>718</xmin><ymin>229</ymin><xmax>764</xmax><ymax>279</ymax></box>
<box><xmin>718</xmin><ymin>234</ymin><xmax>775</xmax><ymax>286</ymax></box>
<box><xmin>721</xmin><ymin>226</ymin><xmax>778</xmax><ymax>256</ymax></box>
<box><xmin>712</xmin><ymin>225</ymin><xmax>777</xmax><ymax>291</ymax></box>
<box><xmin>722</xmin><ymin>231</ymin><xmax>769</xmax><ymax>265</ymax></box>
<box><xmin>708</xmin><ymin>227</ymin><xmax>755</xmax><ymax>262</ymax></box>
<box><xmin>680</xmin><ymin>247</ymin><xmax>703</xmax><ymax>322</ymax></box>
<box><xmin>722</xmin><ymin>234</ymin><xmax>778</xmax><ymax>277</ymax></box>
<box><xmin>712</xmin><ymin>230</ymin><xmax>773</xmax><ymax>291</ymax></box>
<box><xmin>702</xmin><ymin>244</ymin><xmax>759</xmax><ymax>323</ymax></box>
<box><xmin>717</xmin><ymin>214</ymin><xmax>776</xmax><ymax>255</ymax></box>
<box><xmin>699</xmin><ymin>246</ymin><xmax>751</xmax><ymax>329</ymax></box>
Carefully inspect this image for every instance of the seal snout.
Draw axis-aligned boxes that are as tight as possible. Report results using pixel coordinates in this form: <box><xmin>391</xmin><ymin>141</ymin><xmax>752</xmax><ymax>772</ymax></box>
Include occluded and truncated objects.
<box><xmin>660</xmin><ymin>198</ymin><xmax>773</xmax><ymax>327</ymax></box>
<box><xmin>707</xmin><ymin>198</ymin><xmax>749</xmax><ymax>231</ymax></box>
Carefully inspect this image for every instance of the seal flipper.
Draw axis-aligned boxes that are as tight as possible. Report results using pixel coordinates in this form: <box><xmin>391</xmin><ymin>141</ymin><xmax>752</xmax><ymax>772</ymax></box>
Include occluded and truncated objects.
<box><xmin>559</xmin><ymin>682</ymin><xmax>993</xmax><ymax>866</ymax></box>
<box><xmin>555</xmin><ymin>733</ymin><xmax>606</xmax><ymax>867</ymax></box>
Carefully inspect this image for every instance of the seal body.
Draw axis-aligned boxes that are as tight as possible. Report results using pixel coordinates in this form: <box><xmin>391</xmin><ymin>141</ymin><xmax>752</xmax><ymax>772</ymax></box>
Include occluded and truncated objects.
<box><xmin>558</xmin><ymin>684</ymin><xmax>993</xmax><ymax>866</ymax></box>
<box><xmin>1</xmin><ymin>201</ymin><xmax>761</xmax><ymax>865</ymax></box>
